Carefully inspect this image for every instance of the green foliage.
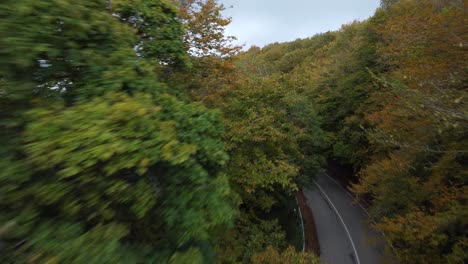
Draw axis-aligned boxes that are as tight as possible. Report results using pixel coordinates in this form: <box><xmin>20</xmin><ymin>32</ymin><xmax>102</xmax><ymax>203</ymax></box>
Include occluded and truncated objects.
<box><xmin>173</xmin><ymin>14</ymin><xmax>328</xmax><ymax>260</ymax></box>
<box><xmin>113</xmin><ymin>0</ymin><xmax>187</xmax><ymax>64</ymax></box>
<box><xmin>0</xmin><ymin>0</ymin><xmax>233</xmax><ymax>263</ymax></box>
<box><xmin>2</xmin><ymin>93</ymin><xmax>234</xmax><ymax>262</ymax></box>
<box><xmin>217</xmin><ymin>214</ymin><xmax>288</xmax><ymax>263</ymax></box>
<box><xmin>0</xmin><ymin>0</ymin><xmax>186</xmax><ymax>103</ymax></box>
<box><xmin>188</xmin><ymin>39</ymin><xmax>328</xmax><ymax>260</ymax></box>
<box><xmin>21</xmin><ymin>222</ymin><xmax>135</xmax><ymax>263</ymax></box>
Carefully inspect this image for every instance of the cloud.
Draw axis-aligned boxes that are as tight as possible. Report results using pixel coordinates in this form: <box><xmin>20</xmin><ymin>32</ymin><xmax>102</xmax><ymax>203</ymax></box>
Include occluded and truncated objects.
<box><xmin>219</xmin><ymin>0</ymin><xmax>380</xmax><ymax>48</ymax></box>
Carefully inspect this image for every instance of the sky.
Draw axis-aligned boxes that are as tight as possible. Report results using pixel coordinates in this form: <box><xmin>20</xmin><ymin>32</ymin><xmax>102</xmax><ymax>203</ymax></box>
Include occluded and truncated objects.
<box><xmin>218</xmin><ymin>0</ymin><xmax>380</xmax><ymax>48</ymax></box>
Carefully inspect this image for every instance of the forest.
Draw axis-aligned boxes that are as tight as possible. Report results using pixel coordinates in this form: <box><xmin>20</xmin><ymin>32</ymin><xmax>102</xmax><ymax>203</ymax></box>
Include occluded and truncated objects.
<box><xmin>0</xmin><ymin>0</ymin><xmax>466</xmax><ymax>263</ymax></box>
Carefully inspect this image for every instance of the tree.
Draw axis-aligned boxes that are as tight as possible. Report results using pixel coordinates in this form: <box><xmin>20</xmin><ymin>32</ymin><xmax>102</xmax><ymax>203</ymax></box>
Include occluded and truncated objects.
<box><xmin>251</xmin><ymin>246</ymin><xmax>320</xmax><ymax>264</ymax></box>
<box><xmin>211</xmin><ymin>37</ymin><xmax>327</xmax><ymax>261</ymax></box>
<box><xmin>380</xmin><ymin>0</ymin><xmax>399</xmax><ymax>9</ymax></box>
<box><xmin>175</xmin><ymin>0</ymin><xmax>240</xmax><ymax>58</ymax></box>
<box><xmin>0</xmin><ymin>1</ymin><xmax>234</xmax><ymax>262</ymax></box>
<box><xmin>169</xmin><ymin>0</ymin><xmax>242</xmax><ymax>106</ymax></box>
<box><xmin>351</xmin><ymin>0</ymin><xmax>467</xmax><ymax>262</ymax></box>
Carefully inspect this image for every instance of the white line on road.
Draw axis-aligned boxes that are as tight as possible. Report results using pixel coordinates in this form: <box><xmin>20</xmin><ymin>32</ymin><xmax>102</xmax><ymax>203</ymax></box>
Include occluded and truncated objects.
<box><xmin>313</xmin><ymin>179</ymin><xmax>361</xmax><ymax>264</ymax></box>
<box><xmin>323</xmin><ymin>173</ymin><xmax>370</xmax><ymax>215</ymax></box>
<box><xmin>322</xmin><ymin>173</ymin><xmax>397</xmax><ymax>253</ymax></box>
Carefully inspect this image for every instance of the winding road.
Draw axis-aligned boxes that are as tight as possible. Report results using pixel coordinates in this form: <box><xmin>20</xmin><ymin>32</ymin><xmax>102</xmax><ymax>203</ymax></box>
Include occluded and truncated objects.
<box><xmin>303</xmin><ymin>173</ymin><xmax>391</xmax><ymax>264</ymax></box>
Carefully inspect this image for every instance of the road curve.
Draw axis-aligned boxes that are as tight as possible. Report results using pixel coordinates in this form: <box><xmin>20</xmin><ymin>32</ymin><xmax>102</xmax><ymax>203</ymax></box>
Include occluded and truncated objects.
<box><xmin>303</xmin><ymin>173</ymin><xmax>388</xmax><ymax>264</ymax></box>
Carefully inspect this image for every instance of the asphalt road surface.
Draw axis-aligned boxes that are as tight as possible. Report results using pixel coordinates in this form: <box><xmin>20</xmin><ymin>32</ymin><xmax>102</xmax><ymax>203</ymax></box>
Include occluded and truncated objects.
<box><xmin>303</xmin><ymin>173</ymin><xmax>390</xmax><ymax>264</ymax></box>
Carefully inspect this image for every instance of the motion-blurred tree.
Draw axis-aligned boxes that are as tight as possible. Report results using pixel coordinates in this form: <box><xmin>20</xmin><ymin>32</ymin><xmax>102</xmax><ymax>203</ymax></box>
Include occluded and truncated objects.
<box><xmin>0</xmin><ymin>1</ymin><xmax>233</xmax><ymax>263</ymax></box>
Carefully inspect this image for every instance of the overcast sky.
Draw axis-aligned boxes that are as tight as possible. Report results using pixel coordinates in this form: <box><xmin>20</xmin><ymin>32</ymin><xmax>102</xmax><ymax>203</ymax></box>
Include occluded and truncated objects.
<box><xmin>218</xmin><ymin>0</ymin><xmax>380</xmax><ymax>48</ymax></box>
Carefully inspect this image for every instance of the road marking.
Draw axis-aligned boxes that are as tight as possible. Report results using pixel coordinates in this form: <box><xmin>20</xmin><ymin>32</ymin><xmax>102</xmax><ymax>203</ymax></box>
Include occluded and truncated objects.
<box><xmin>322</xmin><ymin>173</ymin><xmax>397</xmax><ymax>253</ymax></box>
<box><xmin>323</xmin><ymin>173</ymin><xmax>370</xmax><ymax>215</ymax></box>
<box><xmin>313</xmin><ymin>179</ymin><xmax>361</xmax><ymax>264</ymax></box>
